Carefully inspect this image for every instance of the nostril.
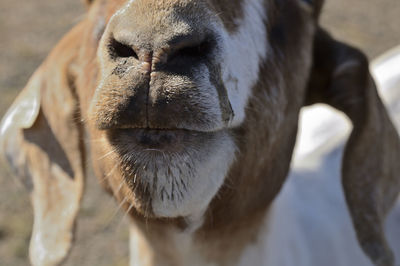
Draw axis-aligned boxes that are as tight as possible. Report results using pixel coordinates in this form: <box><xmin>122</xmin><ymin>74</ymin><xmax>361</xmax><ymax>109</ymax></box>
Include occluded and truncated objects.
<box><xmin>108</xmin><ymin>38</ymin><xmax>138</xmax><ymax>59</ymax></box>
<box><xmin>178</xmin><ymin>41</ymin><xmax>210</xmax><ymax>57</ymax></box>
<box><xmin>169</xmin><ymin>39</ymin><xmax>213</xmax><ymax>62</ymax></box>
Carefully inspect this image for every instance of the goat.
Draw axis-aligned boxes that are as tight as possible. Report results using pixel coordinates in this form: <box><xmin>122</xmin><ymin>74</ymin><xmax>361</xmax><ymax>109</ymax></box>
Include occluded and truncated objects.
<box><xmin>0</xmin><ymin>0</ymin><xmax>399</xmax><ymax>265</ymax></box>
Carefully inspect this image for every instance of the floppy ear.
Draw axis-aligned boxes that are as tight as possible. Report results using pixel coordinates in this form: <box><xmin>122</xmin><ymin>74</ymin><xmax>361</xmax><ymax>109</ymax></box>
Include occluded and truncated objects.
<box><xmin>0</xmin><ymin>23</ymin><xmax>86</xmax><ymax>266</ymax></box>
<box><xmin>306</xmin><ymin>28</ymin><xmax>400</xmax><ymax>266</ymax></box>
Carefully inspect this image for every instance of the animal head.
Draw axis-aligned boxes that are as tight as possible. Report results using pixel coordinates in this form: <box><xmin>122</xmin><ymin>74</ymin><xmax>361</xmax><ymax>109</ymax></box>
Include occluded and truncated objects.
<box><xmin>1</xmin><ymin>0</ymin><xmax>399</xmax><ymax>265</ymax></box>
<box><xmin>87</xmin><ymin>0</ymin><xmax>319</xmax><ymax>220</ymax></box>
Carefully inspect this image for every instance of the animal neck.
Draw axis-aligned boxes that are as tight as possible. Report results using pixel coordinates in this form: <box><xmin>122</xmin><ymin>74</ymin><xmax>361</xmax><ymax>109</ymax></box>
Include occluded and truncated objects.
<box><xmin>128</xmin><ymin>208</ymin><xmax>271</xmax><ymax>266</ymax></box>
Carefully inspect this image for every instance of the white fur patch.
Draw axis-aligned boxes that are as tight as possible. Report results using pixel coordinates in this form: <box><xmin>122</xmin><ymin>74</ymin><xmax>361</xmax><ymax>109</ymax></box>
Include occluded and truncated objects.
<box><xmin>130</xmin><ymin>223</ymin><xmax>218</xmax><ymax>266</ymax></box>
<box><xmin>129</xmin><ymin>225</ymin><xmax>152</xmax><ymax>266</ymax></box>
<box><xmin>151</xmin><ymin>132</ymin><xmax>235</xmax><ymax>218</ymax></box>
<box><xmin>220</xmin><ymin>0</ymin><xmax>269</xmax><ymax>127</ymax></box>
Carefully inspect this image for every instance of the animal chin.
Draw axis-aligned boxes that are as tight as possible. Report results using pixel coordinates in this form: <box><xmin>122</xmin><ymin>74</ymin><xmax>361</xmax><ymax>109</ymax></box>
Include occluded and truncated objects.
<box><xmin>104</xmin><ymin>127</ymin><xmax>233</xmax><ymax>218</ymax></box>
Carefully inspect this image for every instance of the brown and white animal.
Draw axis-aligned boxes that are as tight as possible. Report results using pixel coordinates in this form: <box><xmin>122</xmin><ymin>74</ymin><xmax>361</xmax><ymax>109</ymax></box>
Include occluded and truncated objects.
<box><xmin>1</xmin><ymin>0</ymin><xmax>399</xmax><ymax>265</ymax></box>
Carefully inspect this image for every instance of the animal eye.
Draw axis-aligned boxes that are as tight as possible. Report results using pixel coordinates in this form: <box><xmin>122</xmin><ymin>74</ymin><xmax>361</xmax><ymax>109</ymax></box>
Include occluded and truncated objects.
<box><xmin>108</xmin><ymin>38</ymin><xmax>138</xmax><ymax>59</ymax></box>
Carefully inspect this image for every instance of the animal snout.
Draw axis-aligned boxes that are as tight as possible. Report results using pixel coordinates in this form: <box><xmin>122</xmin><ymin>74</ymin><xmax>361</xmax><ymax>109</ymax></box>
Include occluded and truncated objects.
<box><xmin>91</xmin><ymin>5</ymin><xmax>229</xmax><ymax>133</ymax></box>
<box><xmin>107</xmin><ymin>32</ymin><xmax>215</xmax><ymax>73</ymax></box>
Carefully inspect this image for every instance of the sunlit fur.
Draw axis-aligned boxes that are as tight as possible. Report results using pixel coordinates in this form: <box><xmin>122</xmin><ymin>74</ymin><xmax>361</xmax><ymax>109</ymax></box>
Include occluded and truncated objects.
<box><xmin>2</xmin><ymin>0</ymin><xmax>399</xmax><ymax>265</ymax></box>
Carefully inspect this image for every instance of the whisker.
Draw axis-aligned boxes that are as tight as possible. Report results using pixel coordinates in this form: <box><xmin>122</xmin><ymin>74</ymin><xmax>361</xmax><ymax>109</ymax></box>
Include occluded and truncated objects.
<box><xmin>98</xmin><ymin>164</ymin><xmax>118</xmax><ymax>183</ymax></box>
<box><xmin>86</xmin><ymin>138</ymin><xmax>106</xmax><ymax>144</ymax></box>
<box><xmin>114</xmin><ymin>181</ymin><xmax>124</xmax><ymax>197</ymax></box>
<box><xmin>116</xmin><ymin>201</ymin><xmax>135</xmax><ymax>231</ymax></box>
<box><xmin>97</xmin><ymin>149</ymin><xmax>116</xmax><ymax>161</ymax></box>
<box><xmin>100</xmin><ymin>180</ymin><xmax>126</xmax><ymax>217</ymax></box>
<box><xmin>103</xmin><ymin>196</ymin><xmax>128</xmax><ymax>230</ymax></box>
<box><xmin>126</xmin><ymin>202</ymin><xmax>135</xmax><ymax>216</ymax></box>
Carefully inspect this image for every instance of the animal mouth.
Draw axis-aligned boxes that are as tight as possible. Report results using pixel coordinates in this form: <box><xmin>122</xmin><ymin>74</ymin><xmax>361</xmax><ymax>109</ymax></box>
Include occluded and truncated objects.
<box><xmin>107</xmin><ymin>128</ymin><xmax>217</xmax><ymax>153</ymax></box>
<box><xmin>101</xmin><ymin>125</ymin><xmax>234</xmax><ymax>218</ymax></box>
<box><xmin>130</xmin><ymin>129</ymin><xmax>184</xmax><ymax>149</ymax></box>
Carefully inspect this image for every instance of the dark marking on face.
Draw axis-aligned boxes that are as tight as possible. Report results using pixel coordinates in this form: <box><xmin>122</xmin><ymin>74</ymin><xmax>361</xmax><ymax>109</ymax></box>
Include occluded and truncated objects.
<box><xmin>112</xmin><ymin>59</ymin><xmax>130</xmax><ymax>77</ymax></box>
<box><xmin>208</xmin><ymin>64</ymin><xmax>234</xmax><ymax>124</ymax></box>
<box><xmin>208</xmin><ymin>0</ymin><xmax>245</xmax><ymax>33</ymax></box>
<box><xmin>270</xmin><ymin>21</ymin><xmax>286</xmax><ymax>49</ymax></box>
<box><xmin>269</xmin><ymin>0</ymin><xmax>310</xmax><ymax>57</ymax></box>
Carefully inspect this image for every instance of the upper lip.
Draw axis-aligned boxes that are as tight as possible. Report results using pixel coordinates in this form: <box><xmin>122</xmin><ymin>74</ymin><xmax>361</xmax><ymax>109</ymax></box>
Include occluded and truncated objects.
<box><xmin>108</xmin><ymin>124</ymin><xmax>223</xmax><ymax>133</ymax></box>
<box><xmin>113</xmin><ymin>126</ymin><xmax>191</xmax><ymax>132</ymax></box>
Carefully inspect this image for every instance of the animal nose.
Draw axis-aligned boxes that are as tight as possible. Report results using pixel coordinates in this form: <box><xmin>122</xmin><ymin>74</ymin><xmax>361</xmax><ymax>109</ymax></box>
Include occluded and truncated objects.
<box><xmin>156</xmin><ymin>34</ymin><xmax>214</xmax><ymax>65</ymax></box>
<box><xmin>107</xmin><ymin>33</ymin><xmax>214</xmax><ymax>71</ymax></box>
<box><xmin>108</xmin><ymin>37</ymin><xmax>139</xmax><ymax>60</ymax></box>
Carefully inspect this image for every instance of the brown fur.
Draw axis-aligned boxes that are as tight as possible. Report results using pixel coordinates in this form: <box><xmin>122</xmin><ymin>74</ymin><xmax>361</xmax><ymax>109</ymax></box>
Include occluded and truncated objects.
<box><xmin>1</xmin><ymin>0</ymin><xmax>399</xmax><ymax>265</ymax></box>
<box><xmin>306</xmin><ymin>28</ymin><xmax>400</xmax><ymax>265</ymax></box>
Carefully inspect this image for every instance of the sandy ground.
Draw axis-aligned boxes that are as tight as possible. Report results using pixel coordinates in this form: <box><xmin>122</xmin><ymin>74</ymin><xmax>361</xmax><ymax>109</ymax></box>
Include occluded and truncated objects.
<box><xmin>0</xmin><ymin>1</ymin><xmax>399</xmax><ymax>265</ymax></box>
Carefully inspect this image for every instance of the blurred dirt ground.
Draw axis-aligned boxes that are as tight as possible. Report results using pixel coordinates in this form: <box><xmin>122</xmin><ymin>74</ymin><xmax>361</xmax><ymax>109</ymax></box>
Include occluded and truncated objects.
<box><xmin>0</xmin><ymin>0</ymin><xmax>399</xmax><ymax>265</ymax></box>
